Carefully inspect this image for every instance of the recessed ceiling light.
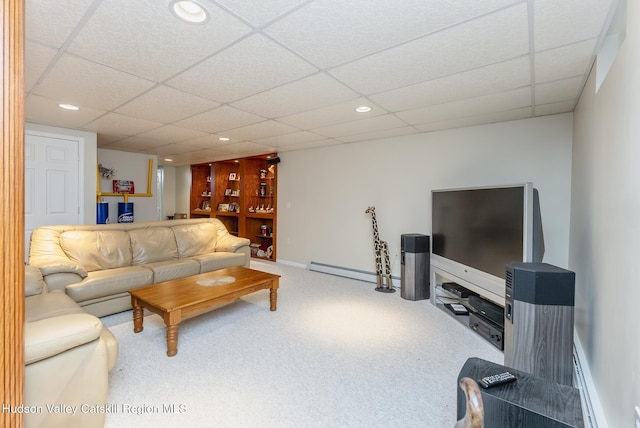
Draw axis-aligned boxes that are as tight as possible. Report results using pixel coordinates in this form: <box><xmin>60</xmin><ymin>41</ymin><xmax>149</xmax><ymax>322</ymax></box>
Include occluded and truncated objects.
<box><xmin>355</xmin><ymin>106</ymin><xmax>372</xmax><ymax>113</ymax></box>
<box><xmin>219</xmin><ymin>137</ymin><xmax>230</xmax><ymax>141</ymax></box>
<box><xmin>164</xmin><ymin>158</ymin><xmax>173</xmax><ymax>162</ymax></box>
<box><xmin>58</xmin><ymin>103</ymin><xmax>79</xmax><ymax>111</ymax></box>
<box><xmin>170</xmin><ymin>1</ymin><xmax>209</xmax><ymax>24</ymax></box>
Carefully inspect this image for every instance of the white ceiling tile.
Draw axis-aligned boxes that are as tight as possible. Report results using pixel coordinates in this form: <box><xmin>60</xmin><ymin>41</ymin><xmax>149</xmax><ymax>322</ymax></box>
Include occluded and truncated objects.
<box><xmin>535</xmin><ymin>76</ymin><xmax>584</xmax><ymax>105</ymax></box>
<box><xmin>397</xmin><ymin>87</ymin><xmax>532</xmax><ymax>125</ymax></box>
<box><xmin>213</xmin><ymin>0</ymin><xmax>309</xmax><ymax>27</ymax></box>
<box><xmin>329</xmin><ymin>3</ymin><xmax>530</xmax><ymax>94</ymax></box>
<box><xmin>26</xmin><ymin>94</ymin><xmax>106</xmax><ymax>128</ymax></box>
<box><xmin>222</xmin><ymin>120</ymin><xmax>300</xmax><ymax>142</ymax></box>
<box><xmin>339</xmin><ymin>126</ymin><xmax>419</xmax><ymax>144</ymax></box>
<box><xmin>371</xmin><ymin>56</ymin><xmax>531</xmax><ymax>112</ymax></box>
<box><xmin>535</xmin><ymin>39</ymin><xmax>597</xmax><ymax>84</ymax></box>
<box><xmin>535</xmin><ymin>100</ymin><xmax>576</xmax><ymax>116</ymax></box>
<box><xmin>115</xmin><ymin>85</ymin><xmax>220</xmax><ymax>124</ymax></box>
<box><xmin>534</xmin><ymin>0</ymin><xmax>615</xmax><ymax>51</ymax></box>
<box><xmin>175</xmin><ymin>105</ymin><xmax>265</xmax><ymax>134</ymax></box>
<box><xmin>312</xmin><ymin>114</ymin><xmax>408</xmax><ymax>138</ymax></box>
<box><xmin>253</xmin><ymin>131</ymin><xmax>327</xmax><ymax>147</ymax></box>
<box><xmin>25</xmin><ymin>42</ymin><xmax>58</xmax><ymax>93</ymax></box>
<box><xmin>34</xmin><ymin>54</ymin><xmax>156</xmax><ymax>111</ymax></box>
<box><xmin>231</xmin><ymin>73</ymin><xmax>359</xmax><ymax>118</ymax></box>
<box><xmin>265</xmin><ymin>0</ymin><xmax>518</xmax><ymax>68</ymax></box>
<box><xmin>272</xmin><ymin>138</ymin><xmax>344</xmax><ymax>152</ymax></box>
<box><xmin>84</xmin><ymin>112</ymin><xmax>163</xmax><ymax>136</ymax></box>
<box><xmin>135</xmin><ymin>125</ymin><xmax>208</xmax><ymax>145</ymax></box>
<box><xmin>212</xmin><ymin>141</ymin><xmax>277</xmax><ymax>159</ymax></box>
<box><xmin>66</xmin><ymin>0</ymin><xmax>253</xmax><ymax>82</ymax></box>
<box><xmin>167</xmin><ymin>34</ymin><xmax>318</xmax><ymax>103</ymax></box>
<box><xmin>25</xmin><ymin>0</ymin><xmax>95</xmax><ymax>47</ymax></box>
<box><xmin>277</xmin><ymin>97</ymin><xmax>388</xmax><ymax>129</ymax></box>
<box><xmin>415</xmin><ymin>107</ymin><xmax>533</xmax><ymax>132</ymax></box>
<box><xmin>97</xmin><ymin>133</ymin><xmax>128</xmax><ymax>146</ymax></box>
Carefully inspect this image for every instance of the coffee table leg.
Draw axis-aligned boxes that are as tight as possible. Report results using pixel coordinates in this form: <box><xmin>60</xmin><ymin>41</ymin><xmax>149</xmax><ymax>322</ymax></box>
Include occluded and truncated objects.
<box><xmin>270</xmin><ymin>278</ymin><xmax>279</xmax><ymax>311</ymax></box>
<box><xmin>132</xmin><ymin>302</ymin><xmax>144</xmax><ymax>333</ymax></box>
<box><xmin>166</xmin><ymin>324</ymin><xmax>179</xmax><ymax>357</ymax></box>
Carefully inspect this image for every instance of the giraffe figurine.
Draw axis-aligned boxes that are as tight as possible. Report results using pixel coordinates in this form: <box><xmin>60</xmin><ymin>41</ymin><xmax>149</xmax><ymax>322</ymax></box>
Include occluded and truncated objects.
<box><xmin>365</xmin><ymin>206</ymin><xmax>395</xmax><ymax>293</ymax></box>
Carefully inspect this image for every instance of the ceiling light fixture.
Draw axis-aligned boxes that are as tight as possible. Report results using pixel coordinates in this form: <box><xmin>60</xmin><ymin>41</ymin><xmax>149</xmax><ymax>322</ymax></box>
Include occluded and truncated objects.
<box><xmin>169</xmin><ymin>0</ymin><xmax>209</xmax><ymax>24</ymax></box>
<box><xmin>58</xmin><ymin>103</ymin><xmax>79</xmax><ymax>111</ymax></box>
<box><xmin>219</xmin><ymin>137</ymin><xmax>230</xmax><ymax>141</ymax></box>
<box><xmin>355</xmin><ymin>106</ymin><xmax>372</xmax><ymax>113</ymax></box>
<box><xmin>164</xmin><ymin>158</ymin><xmax>173</xmax><ymax>162</ymax></box>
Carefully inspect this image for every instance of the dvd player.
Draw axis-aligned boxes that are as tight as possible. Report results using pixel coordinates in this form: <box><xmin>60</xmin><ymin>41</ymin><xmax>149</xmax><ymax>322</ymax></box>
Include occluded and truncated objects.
<box><xmin>441</xmin><ymin>282</ymin><xmax>478</xmax><ymax>299</ymax></box>
<box><xmin>468</xmin><ymin>295</ymin><xmax>504</xmax><ymax>327</ymax></box>
<box><xmin>469</xmin><ymin>313</ymin><xmax>504</xmax><ymax>350</ymax></box>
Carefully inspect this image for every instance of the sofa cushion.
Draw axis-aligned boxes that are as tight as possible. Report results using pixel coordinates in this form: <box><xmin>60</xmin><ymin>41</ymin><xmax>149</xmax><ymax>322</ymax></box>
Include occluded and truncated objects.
<box><xmin>171</xmin><ymin>223</ymin><xmax>217</xmax><ymax>258</ymax></box>
<box><xmin>25</xmin><ymin>265</ymin><xmax>46</xmax><ymax>297</ymax></box>
<box><xmin>65</xmin><ymin>266</ymin><xmax>153</xmax><ymax>303</ymax></box>
<box><xmin>59</xmin><ymin>230</ymin><xmax>133</xmax><ymax>272</ymax></box>
<box><xmin>193</xmin><ymin>252</ymin><xmax>247</xmax><ymax>272</ymax></box>
<box><xmin>129</xmin><ymin>227</ymin><xmax>178</xmax><ymax>265</ymax></box>
<box><xmin>144</xmin><ymin>259</ymin><xmax>201</xmax><ymax>283</ymax></box>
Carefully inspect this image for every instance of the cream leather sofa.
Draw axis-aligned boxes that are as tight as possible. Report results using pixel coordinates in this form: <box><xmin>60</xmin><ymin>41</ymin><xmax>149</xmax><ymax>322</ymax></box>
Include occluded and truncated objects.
<box><xmin>25</xmin><ymin>265</ymin><xmax>118</xmax><ymax>428</ymax></box>
<box><xmin>28</xmin><ymin>218</ymin><xmax>251</xmax><ymax>317</ymax></box>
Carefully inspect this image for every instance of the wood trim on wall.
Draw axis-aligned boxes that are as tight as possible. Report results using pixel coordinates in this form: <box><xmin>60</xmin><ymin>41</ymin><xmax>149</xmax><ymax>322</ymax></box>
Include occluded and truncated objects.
<box><xmin>1</xmin><ymin>0</ymin><xmax>25</xmax><ymax>427</ymax></box>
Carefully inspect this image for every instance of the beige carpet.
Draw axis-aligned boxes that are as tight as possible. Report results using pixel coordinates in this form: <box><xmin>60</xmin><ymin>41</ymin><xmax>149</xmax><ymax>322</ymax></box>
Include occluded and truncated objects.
<box><xmin>101</xmin><ymin>261</ymin><xmax>503</xmax><ymax>427</ymax></box>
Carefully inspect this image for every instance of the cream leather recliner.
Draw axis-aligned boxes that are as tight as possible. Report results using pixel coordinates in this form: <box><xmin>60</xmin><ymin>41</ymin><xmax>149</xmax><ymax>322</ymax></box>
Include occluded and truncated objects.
<box><xmin>24</xmin><ymin>265</ymin><xmax>118</xmax><ymax>428</ymax></box>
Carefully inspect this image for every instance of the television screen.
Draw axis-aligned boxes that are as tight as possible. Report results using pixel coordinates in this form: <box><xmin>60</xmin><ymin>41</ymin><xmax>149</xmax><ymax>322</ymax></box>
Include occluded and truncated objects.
<box><xmin>432</xmin><ymin>186</ymin><xmax>526</xmax><ymax>279</ymax></box>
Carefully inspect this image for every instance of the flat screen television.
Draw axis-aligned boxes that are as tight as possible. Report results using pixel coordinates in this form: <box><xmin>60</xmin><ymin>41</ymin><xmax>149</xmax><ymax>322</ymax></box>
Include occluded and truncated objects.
<box><xmin>431</xmin><ymin>183</ymin><xmax>544</xmax><ymax>301</ymax></box>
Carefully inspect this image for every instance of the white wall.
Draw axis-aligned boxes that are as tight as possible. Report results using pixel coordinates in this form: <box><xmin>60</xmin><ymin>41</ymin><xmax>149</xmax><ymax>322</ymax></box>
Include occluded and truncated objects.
<box><xmin>277</xmin><ymin>114</ymin><xmax>573</xmax><ymax>277</ymax></box>
<box><xmin>175</xmin><ymin>165</ymin><xmax>192</xmax><ymax>216</ymax></box>
<box><xmin>25</xmin><ymin>122</ymin><xmax>97</xmax><ymax>224</ymax></box>
<box><xmin>570</xmin><ymin>2</ymin><xmax>640</xmax><ymax>426</ymax></box>
<box><xmin>161</xmin><ymin>166</ymin><xmax>176</xmax><ymax>219</ymax></box>
<box><xmin>97</xmin><ymin>149</ymin><xmax>158</xmax><ymax>222</ymax></box>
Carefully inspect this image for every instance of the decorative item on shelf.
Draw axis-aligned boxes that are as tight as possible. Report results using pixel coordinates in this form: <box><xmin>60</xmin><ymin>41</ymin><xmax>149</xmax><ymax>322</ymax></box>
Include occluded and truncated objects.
<box><xmin>201</xmin><ymin>201</ymin><xmax>210</xmax><ymax>211</ymax></box>
<box><xmin>201</xmin><ymin>191</ymin><xmax>211</xmax><ymax>197</ymax></box>
<box><xmin>248</xmin><ymin>205</ymin><xmax>255</xmax><ymax>213</ymax></box>
<box><xmin>206</xmin><ymin>176</ymin><xmax>211</xmax><ymax>182</ymax></box>
<box><xmin>260</xmin><ymin>169</ymin><xmax>267</xmax><ymax>179</ymax></box>
<box><xmin>98</xmin><ymin>164</ymin><xmax>116</xmax><ymax>178</ymax></box>
<box><xmin>231</xmin><ymin>189</ymin><xmax>240</xmax><ymax>197</ymax></box>
<box><xmin>259</xmin><ymin>182</ymin><xmax>267</xmax><ymax>197</ymax></box>
<box><xmin>113</xmin><ymin>180</ymin><xmax>135</xmax><ymax>194</ymax></box>
<box><xmin>217</xmin><ymin>203</ymin><xmax>229</xmax><ymax>212</ymax></box>
<box><xmin>225</xmin><ymin>188</ymin><xmax>232</xmax><ymax>196</ymax></box>
<box><xmin>228</xmin><ymin>202</ymin><xmax>239</xmax><ymax>213</ymax></box>
<box><xmin>229</xmin><ymin>173</ymin><xmax>236</xmax><ymax>180</ymax></box>
<box><xmin>260</xmin><ymin>225</ymin><xmax>270</xmax><ymax>236</ymax></box>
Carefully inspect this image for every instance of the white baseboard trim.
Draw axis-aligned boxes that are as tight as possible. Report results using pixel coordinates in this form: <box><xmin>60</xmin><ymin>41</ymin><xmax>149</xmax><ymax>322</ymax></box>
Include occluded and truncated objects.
<box><xmin>274</xmin><ymin>259</ymin><xmax>307</xmax><ymax>270</ymax></box>
<box><xmin>307</xmin><ymin>261</ymin><xmax>400</xmax><ymax>287</ymax></box>
<box><xmin>573</xmin><ymin>332</ymin><xmax>608</xmax><ymax>428</ymax></box>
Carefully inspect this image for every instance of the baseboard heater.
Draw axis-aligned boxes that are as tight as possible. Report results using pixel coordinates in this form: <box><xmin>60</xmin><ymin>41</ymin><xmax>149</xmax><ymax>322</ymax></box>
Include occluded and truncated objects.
<box><xmin>308</xmin><ymin>261</ymin><xmax>400</xmax><ymax>287</ymax></box>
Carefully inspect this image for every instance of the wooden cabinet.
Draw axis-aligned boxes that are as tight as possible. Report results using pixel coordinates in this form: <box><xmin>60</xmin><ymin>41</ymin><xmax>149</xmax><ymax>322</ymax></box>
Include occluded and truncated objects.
<box><xmin>191</xmin><ymin>154</ymin><xmax>278</xmax><ymax>261</ymax></box>
<box><xmin>190</xmin><ymin>164</ymin><xmax>212</xmax><ymax>218</ymax></box>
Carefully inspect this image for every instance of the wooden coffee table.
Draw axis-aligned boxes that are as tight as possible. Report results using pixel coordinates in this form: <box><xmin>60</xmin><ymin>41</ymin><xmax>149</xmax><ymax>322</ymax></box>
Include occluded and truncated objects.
<box><xmin>129</xmin><ymin>266</ymin><xmax>280</xmax><ymax>357</ymax></box>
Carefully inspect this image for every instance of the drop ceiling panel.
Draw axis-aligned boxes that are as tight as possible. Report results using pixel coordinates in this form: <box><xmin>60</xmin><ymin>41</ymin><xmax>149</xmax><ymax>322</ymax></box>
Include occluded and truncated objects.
<box><xmin>535</xmin><ymin>76</ymin><xmax>584</xmax><ymax>105</ymax></box>
<box><xmin>265</xmin><ymin>0</ymin><xmax>518</xmax><ymax>69</ymax></box>
<box><xmin>231</xmin><ymin>73</ymin><xmax>359</xmax><ymax>118</ymax></box>
<box><xmin>115</xmin><ymin>85</ymin><xmax>220</xmax><ymax>124</ymax></box>
<box><xmin>26</xmin><ymin>94</ymin><xmax>106</xmax><ymax>128</ymax></box>
<box><xmin>534</xmin><ymin>0</ymin><xmax>615</xmax><ymax>51</ymax></box>
<box><xmin>135</xmin><ymin>125</ymin><xmax>208</xmax><ymax>145</ymax></box>
<box><xmin>398</xmin><ymin>87</ymin><xmax>531</xmax><ymax>125</ymax></box>
<box><xmin>312</xmin><ymin>114</ymin><xmax>408</xmax><ymax>138</ymax></box>
<box><xmin>213</xmin><ymin>0</ymin><xmax>310</xmax><ymax>27</ymax></box>
<box><xmin>174</xmin><ymin>105</ymin><xmax>265</xmax><ymax>134</ymax></box>
<box><xmin>253</xmin><ymin>130</ymin><xmax>327</xmax><ymax>147</ymax></box>
<box><xmin>415</xmin><ymin>107</ymin><xmax>532</xmax><ymax>132</ymax></box>
<box><xmin>535</xmin><ymin>100</ymin><xmax>576</xmax><ymax>116</ymax></box>
<box><xmin>84</xmin><ymin>112</ymin><xmax>163</xmax><ymax>136</ymax></box>
<box><xmin>222</xmin><ymin>120</ymin><xmax>300</xmax><ymax>142</ymax></box>
<box><xmin>339</xmin><ymin>126</ymin><xmax>419</xmax><ymax>144</ymax></box>
<box><xmin>66</xmin><ymin>0</ymin><xmax>253</xmax><ymax>82</ymax></box>
<box><xmin>277</xmin><ymin>97</ymin><xmax>388</xmax><ymax>129</ymax></box>
<box><xmin>166</xmin><ymin>34</ymin><xmax>318</xmax><ymax>103</ymax></box>
<box><xmin>329</xmin><ymin>3</ymin><xmax>529</xmax><ymax>95</ymax></box>
<box><xmin>25</xmin><ymin>0</ymin><xmax>95</xmax><ymax>47</ymax></box>
<box><xmin>34</xmin><ymin>54</ymin><xmax>156</xmax><ymax>111</ymax></box>
<box><xmin>535</xmin><ymin>39</ymin><xmax>597</xmax><ymax>84</ymax></box>
<box><xmin>371</xmin><ymin>56</ymin><xmax>531</xmax><ymax>112</ymax></box>
<box><xmin>25</xmin><ymin>42</ymin><xmax>57</xmax><ymax>93</ymax></box>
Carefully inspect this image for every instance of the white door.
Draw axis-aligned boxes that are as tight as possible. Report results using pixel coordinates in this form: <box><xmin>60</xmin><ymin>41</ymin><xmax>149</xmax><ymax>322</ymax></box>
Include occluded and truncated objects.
<box><xmin>25</xmin><ymin>131</ymin><xmax>80</xmax><ymax>262</ymax></box>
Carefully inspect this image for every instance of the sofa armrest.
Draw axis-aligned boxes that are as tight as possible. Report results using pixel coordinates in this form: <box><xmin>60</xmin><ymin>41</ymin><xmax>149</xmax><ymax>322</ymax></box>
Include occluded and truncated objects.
<box><xmin>25</xmin><ymin>265</ymin><xmax>46</xmax><ymax>297</ymax></box>
<box><xmin>25</xmin><ymin>313</ymin><xmax>103</xmax><ymax>365</ymax></box>
<box><xmin>216</xmin><ymin>233</ymin><xmax>251</xmax><ymax>253</ymax></box>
